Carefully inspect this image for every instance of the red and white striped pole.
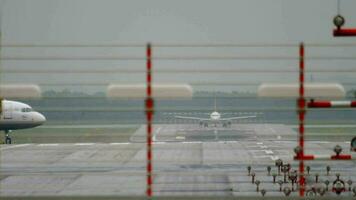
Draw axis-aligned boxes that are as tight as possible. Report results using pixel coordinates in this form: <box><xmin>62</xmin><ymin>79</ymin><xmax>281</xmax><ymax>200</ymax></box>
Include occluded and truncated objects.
<box><xmin>334</xmin><ymin>28</ymin><xmax>356</xmax><ymax>37</ymax></box>
<box><xmin>145</xmin><ymin>43</ymin><xmax>154</xmax><ymax>198</ymax></box>
<box><xmin>308</xmin><ymin>100</ymin><xmax>356</xmax><ymax>108</ymax></box>
<box><xmin>333</xmin><ymin>15</ymin><xmax>356</xmax><ymax>36</ymax></box>
<box><xmin>298</xmin><ymin>42</ymin><xmax>306</xmax><ymax>197</ymax></box>
<box><xmin>295</xmin><ymin>154</ymin><xmax>353</xmax><ymax>160</ymax></box>
<box><xmin>306</xmin><ymin>99</ymin><xmax>354</xmax><ymax>160</ymax></box>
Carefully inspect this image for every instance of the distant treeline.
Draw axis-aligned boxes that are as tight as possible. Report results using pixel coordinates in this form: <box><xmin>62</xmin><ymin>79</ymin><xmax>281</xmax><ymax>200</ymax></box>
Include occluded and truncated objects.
<box><xmin>42</xmin><ymin>89</ymin><xmax>256</xmax><ymax>98</ymax></box>
<box><xmin>194</xmin><ymin>91</ymin><xmax>255</xmax><ymax>97</ymax></box>
<box><xmin>43</xmin><ymin>89</ymin><xmax>105</xmax><ymax>97</ymax></box>
<box><xmin>22</xmin><ymin>89</ymin><xmax>356</xmax><ymax>125</ymax></box>
<box><xmin>347</xmin><ymin>89</ymin><xmax>356</xmax><ymax>98</ymax></box>
<box><xmin>42</xmin><ymin>89</ymin><xmax>356</xmax><ymax>98</ymax></box>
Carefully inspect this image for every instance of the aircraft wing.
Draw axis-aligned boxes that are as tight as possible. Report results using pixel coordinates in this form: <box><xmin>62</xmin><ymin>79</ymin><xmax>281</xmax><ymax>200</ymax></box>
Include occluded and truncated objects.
<box><xmin>174</xmin><ymin>116</ymin><xmax>211</xmax><ymax>121</ymax></box>
<box><xmin>220</xmin><ymin>115</ymin><xmax>256</xmax><ymax>121</ymax></box>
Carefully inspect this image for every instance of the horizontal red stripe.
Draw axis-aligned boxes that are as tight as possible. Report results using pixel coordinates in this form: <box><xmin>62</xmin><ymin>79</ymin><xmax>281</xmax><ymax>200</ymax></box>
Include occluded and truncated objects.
<box><xmin>307</xmin><ymin>101</ymin><xmax>331</xmax><ymax>108</ymax></box>
<box><xmin>334</xmin><ymin>28</ymin><xmax>356</xmax><ymax>36</ymax></box>
<box><xmin>308</xmin><ymin>101</ymin><xmax>356</xmax><ymax>108</ymax></box>
<box><xmin>351</xmin><ymin>101</ymin><xmax>356</xmax><ymax>107</ymax></box>
<box><xmin>294</xmin><ymin>155</ymin><xmax>314</xmax><ymax>160</ymax></box>
<box><xmin>331</xmin><ymin>155</ymin><xmax>351</xmax><ymax>160</ymax></box>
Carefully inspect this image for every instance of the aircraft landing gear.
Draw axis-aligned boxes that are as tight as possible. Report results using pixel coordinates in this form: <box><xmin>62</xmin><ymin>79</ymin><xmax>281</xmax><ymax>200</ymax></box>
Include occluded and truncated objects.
<box><xmin>214</xmin><ymin>129</ymin><xmax>218</xmax><ymax>141</ymax></box>
<box><xmin>223</xmin><ymin>123</ymin><xmax>231</xmax><ymax>128</ymax></box>
<box><xmin>5</xmin><ymin>130</ymin><xmax>12</xmax><ymax>144</ymax></box>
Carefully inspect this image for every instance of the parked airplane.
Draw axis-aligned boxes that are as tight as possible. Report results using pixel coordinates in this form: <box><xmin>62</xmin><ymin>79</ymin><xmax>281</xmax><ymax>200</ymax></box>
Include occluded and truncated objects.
<box><xmin>175</xmin><ymin>99</ymin><xmax>256</xmax><ymax>127</ymax></box>
<box><xmin>0</xmin><ymin>100</ymin><xmax>46</xmax><ymax>144</ymax></box>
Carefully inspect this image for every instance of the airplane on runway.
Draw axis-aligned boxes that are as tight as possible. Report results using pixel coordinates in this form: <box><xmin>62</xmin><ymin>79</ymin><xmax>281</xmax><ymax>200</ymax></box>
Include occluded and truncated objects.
<box><xmin>0</xmin><ymin>100</ymin><xmax>46</xmax><ymax>144</ymax></box>
<box><xmin>174</xmin><ymin>99</ymin><xmax>256</xmax><ymax>127</ymax></box>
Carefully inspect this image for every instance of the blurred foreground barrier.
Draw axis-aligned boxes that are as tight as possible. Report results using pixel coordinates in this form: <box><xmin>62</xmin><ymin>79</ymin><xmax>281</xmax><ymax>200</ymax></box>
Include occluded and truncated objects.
<box><xmin>0</xmin><ymin>84</ymin><xmax>42</xmax><ymax>98</ymax></box>
<box><xmin>257</xmin><ymin>83</ymin><xmax>345</xmax><ymax>98</ymax></box>
<box><xmin>0</xmin><ymin>84</ymin><xmax>42</xmax><ymax>113</ymax></box>
<box><xmin>107</xmin><ymin>84</ymin><xmax>193</xmax><ymax>99</ymax></box>
<box><xmin>308</xmin><ymin>100</ymin><xmax>356</xmax><ymax>108</ymax></box>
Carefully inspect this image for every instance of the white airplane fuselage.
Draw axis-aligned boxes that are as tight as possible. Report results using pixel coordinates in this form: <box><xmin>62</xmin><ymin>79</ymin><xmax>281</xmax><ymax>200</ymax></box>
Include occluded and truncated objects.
<box><xmin>0</xmin><ymin>100</ymin><xmax>46</xmax><ymax>131</ymax></box>
<box><xmin>209</xmin><ymin>111</ymin><xmax>222</xmax><ymax>127</ymax></box>
<box><xmin>174</xmin><ymin>99</ymin><xmax>256</xmax><ymax>128</ymax></box>
<box><xmin>210</xmin><ymin>111</ymin><xmax>221</xmax><ymax>120</ymax></box>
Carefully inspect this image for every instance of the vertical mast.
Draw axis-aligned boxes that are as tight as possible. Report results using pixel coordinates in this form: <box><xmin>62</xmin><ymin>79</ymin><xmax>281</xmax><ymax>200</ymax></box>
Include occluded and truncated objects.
<box><xmin>214</xmin><ymin>95</ymin><xmax>217</xmax><ymax>112</ymax></box>
<box><xmin>0</xmin><ymin>5</ymin><xmax>3</xmax><ymax>113</ymax></box>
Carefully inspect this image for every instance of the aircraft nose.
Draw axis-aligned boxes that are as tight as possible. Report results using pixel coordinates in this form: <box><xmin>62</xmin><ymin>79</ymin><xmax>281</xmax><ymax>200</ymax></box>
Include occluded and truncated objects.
<box><xmin>35</xmin><ymin>112</ymin><xmax>46</xmax><ymax>124</ymax></box>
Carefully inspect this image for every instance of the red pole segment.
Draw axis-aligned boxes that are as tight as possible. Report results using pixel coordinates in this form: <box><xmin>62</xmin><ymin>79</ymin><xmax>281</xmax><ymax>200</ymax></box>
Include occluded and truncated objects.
<box><xmin>295</xmin><ymin>155</ymin><xmax>353</xmax><ymax>160</ymax></box>
<box><xmin>298</xmin><ymin>42</ymin><xmax>305</xmax><ymax>197</ymax></box>
<box><xmin>146</xmin><ymin>43</ymin><xmax>154</xmax><ymax>198</ymax></box>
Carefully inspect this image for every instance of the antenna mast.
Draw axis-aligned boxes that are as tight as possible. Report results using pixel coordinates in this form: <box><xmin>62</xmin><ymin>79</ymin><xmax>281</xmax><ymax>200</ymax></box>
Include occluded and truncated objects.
<box><xmin>214</xmin><ymin>95</ymin><xmax>217</xmax><ymax>112</ymax></box>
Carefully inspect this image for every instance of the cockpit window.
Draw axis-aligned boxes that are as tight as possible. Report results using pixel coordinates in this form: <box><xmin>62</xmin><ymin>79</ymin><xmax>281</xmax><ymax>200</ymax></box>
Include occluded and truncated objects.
<box><xmin>21</xmin><ymin>108</ymin><xmax>33</xmax><ymax>112</ymax></box>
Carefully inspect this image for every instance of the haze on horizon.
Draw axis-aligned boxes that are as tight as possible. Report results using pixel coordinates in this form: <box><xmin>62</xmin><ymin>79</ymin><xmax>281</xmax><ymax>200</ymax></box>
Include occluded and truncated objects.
<box><xmin>0</xmin><ymin>0</ymin><xmax>356</xmax><ymax>94</ymax></box>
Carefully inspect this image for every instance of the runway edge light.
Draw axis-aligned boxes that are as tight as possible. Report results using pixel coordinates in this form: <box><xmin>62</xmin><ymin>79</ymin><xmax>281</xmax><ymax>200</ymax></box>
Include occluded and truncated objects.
<box><xmin>107</xmin><ymin>84</ymin><xmax>193</xmax><ymax>99</ymax></box>
<box><xmin>257</xmin><ymin>83</ymin><xmax>345</xmax><ymax>98</ymax></box>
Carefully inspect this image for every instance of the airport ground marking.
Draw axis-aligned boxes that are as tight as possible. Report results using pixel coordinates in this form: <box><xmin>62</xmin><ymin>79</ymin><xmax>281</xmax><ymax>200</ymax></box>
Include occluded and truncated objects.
<box><xmin>254</xmin><ymin>155</ymin><xmax>273</xmax><ymax>159</ymax></box>
<box><xmin>109</xmin><ymin>142</ymin><xmax>130</xmax><ymax>145</ymax></box>
<box><xmin>152</xmin><ymin>127</ymin><xmax>161</xmax><ymax>142</ymax></box>
<box><xmin>309</xmin><ymin>141</ymin><xmax>330</xmax><ymax>144</ymax></box>
<box><xmin>154</xmin><ymin>142</ymin><xmax>167</xmax><ymax>145</ymax></box>
<box><xmin>75</xmin><ymin>143</ymin><xmax>95</xmax><ymax>146</ymax></box>
<box><xmin>38</xmin><ymin>144</ymin><xmax>59</xmax><ymax>146</ymax></box>
<box><xmin>0</xmin><ymin>143</ymin><xmax>31</xmax><ymax>150</ymax></box>
<box><xmin>175</xmin><ymin>136</ymin><xmax>185</xmax><ymax>140</ymax></box>
<box><xmin>270</xmin><ymin>156</ymin><xmax>279</xmax><ymax>161</ymax></box>
<box><xmin>264</xmin><ymin>150</ymin><xmax>274</xmax><ymax>155</ymax></box>
<box><xmin>182</xmin><ymin>141</ymin><xmax>202</xmax><ymax>144</ymax></box>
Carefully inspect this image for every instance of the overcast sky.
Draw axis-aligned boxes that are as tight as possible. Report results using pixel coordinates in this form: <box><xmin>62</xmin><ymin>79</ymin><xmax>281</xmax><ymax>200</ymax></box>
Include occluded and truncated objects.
<box><xmin>1</xmin><ymin>0</ymin><xmax>356</xmax><ymax>93</ymax></box>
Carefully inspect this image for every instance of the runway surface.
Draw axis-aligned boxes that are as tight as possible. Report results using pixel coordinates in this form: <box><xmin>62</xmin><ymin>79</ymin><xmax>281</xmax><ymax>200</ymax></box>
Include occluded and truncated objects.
<box><xmin>1</xmin><ymin>124</ymin><xmax>355</xmax><ymax>197</ymax></box>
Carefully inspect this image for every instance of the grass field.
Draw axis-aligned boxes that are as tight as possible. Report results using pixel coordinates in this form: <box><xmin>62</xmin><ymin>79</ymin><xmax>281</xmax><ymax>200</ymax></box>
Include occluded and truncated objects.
<box><xmin>297</xmin><ymin>127</ymin><xmax>356</xmax><ymax>141</ymax></box>
<box><xmin>2</xmin><ymin>124</ymin><xmax>355</xmax><ymax>144</ymax></box>
<box><xmin>0</xmin><ymin>125</ymin><xmax>139</xmax><ymax>144</ymax></box>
